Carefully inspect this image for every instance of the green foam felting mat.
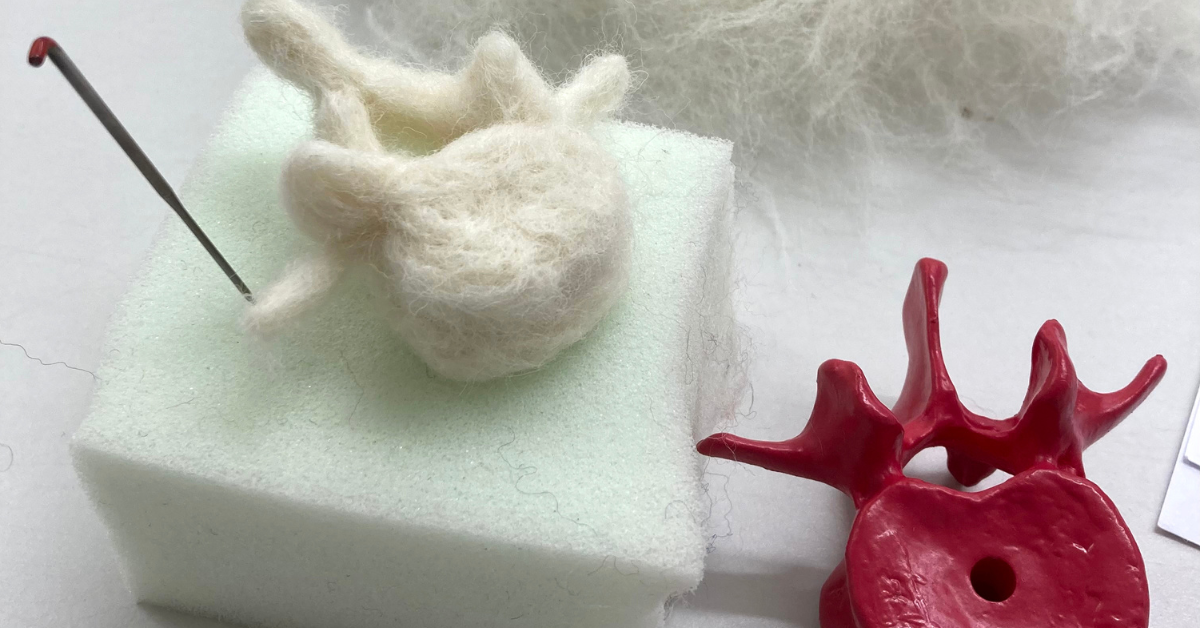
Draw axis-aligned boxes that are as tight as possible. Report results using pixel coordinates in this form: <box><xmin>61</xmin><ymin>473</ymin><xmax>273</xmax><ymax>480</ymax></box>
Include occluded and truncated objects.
<box><xmin>72</xmin><ymin>69</ymin><xmax>738</xmax><ymax>628</ymax></box>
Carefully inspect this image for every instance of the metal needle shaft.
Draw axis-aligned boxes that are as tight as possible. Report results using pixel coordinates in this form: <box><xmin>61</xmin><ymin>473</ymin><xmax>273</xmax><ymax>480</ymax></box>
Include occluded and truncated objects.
<box><xmin>28</xmin><ymin>36</ymin><xmax>254</xmax><ymax>302</ymax></box>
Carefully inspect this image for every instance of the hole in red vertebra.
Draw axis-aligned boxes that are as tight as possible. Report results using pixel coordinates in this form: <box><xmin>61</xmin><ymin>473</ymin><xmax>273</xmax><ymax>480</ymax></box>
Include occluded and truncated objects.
<box><xmin>970</xmin><ymin>557</ymin><xmax>1016</xmax><ymax>602</ymax></box>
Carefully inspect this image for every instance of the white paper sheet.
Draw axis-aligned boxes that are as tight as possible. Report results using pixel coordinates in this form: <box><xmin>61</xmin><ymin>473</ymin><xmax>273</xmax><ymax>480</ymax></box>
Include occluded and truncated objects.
<box><xmin>1185</xmin><ymin>400</ymin><xmax>1200</xmax><ymax>468</ymax></box>
<box><xmin>1159</xmin><ymin>388</ymin><xmax>1200</xmax><ymax>547</ymax></box>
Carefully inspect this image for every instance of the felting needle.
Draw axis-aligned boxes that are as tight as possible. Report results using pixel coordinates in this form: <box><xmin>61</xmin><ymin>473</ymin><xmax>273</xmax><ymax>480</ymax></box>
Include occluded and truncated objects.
<box><xmin>28</xmin><ymin>36</ymin><xmax>255</xmax><ymax>303</ymax></box>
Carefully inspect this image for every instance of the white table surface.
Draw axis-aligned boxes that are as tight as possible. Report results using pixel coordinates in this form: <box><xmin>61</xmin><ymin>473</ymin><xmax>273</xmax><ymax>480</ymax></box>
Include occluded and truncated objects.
<box><xmin>3</xmin><ymin>2</ymin><xmax>1197</xmax><ymax>627</ymax></box>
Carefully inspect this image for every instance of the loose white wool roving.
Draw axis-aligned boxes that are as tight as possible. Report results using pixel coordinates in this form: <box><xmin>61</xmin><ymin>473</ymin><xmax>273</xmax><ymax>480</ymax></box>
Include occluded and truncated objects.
<box><xmin>358</xmin><ymin>0</ymin><xmax>1200</xmax><ymax>157</ymax></box>
<box><xmin>241</xmin><ymin>0</ymin><xmax>633</xmax><ymax>381</ymax></box>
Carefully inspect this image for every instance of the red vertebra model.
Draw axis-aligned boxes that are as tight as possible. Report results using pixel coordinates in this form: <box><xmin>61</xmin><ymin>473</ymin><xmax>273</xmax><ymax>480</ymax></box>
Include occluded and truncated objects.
<box><xmin>698</xmin><ymin>258</ymin><xmax>1166</xmax><ymax>628</ymax></box>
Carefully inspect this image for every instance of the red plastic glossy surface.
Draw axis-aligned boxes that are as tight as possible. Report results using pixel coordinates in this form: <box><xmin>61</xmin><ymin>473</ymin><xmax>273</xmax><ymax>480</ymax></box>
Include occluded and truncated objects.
<box><xmin>697</xmin><ymin>258</ymin><xmax>1164</xmax><ymax>628</ymax></box>
<box><xmin>832</xmin><ymin>471</ymin><xmax>1148</xmax><ymax>627</ymax></box>
<box><xmin>27</xmin><ymin>37</ymin><xmax>57</xmax><ymax>67</ymax></box>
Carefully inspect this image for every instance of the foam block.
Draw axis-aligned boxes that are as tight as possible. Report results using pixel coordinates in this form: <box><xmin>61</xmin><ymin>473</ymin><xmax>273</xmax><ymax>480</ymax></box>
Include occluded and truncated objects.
<box><xmin>71</xmin><ymin>70</ymin><xmax>737</xmax><ymax>628</ymax></box>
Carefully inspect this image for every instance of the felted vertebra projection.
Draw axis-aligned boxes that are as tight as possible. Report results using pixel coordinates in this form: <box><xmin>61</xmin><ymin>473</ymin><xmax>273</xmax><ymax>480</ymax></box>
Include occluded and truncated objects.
<box><xmin>241</xmin><ymin>0</ymin><xmax>633</xmax><ymax>381</ymax></box>
<box><xmin>699</xmin><ymin>258</ymin><xmax>1166</xmax><ymax>628</ymax></box>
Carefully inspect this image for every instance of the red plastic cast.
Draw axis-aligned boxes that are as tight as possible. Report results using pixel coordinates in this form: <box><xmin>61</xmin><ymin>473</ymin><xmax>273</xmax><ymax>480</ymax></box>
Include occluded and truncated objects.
<box><xmin>698</xmin><ymin>258</ymin><xmax>1165</xmax><ymax>628</ymax></box>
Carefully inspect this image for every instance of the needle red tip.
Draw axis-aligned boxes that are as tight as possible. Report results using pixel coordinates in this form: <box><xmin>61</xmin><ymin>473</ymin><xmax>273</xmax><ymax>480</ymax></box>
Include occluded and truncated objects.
<box><xmin>28</xmin><ymin>37</ymin><xmax>58</xmax><ymax>67</ymax></box>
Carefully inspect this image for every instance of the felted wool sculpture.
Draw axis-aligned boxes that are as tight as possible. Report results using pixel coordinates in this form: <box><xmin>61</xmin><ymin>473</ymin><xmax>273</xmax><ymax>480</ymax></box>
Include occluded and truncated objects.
<box><xmin>359</xmin><ymin>0</ymin><xmax>1200</xmax><ymax>156</ymax></box>
<box><xmin>73</xmin><ymin>68</ymin><xmax>739</xmax><ymax>628</ymax></box>
<box><xmin>241</xmin><ymin>0</ymin><xmax>633</xmax><ymax>381</ymax></box>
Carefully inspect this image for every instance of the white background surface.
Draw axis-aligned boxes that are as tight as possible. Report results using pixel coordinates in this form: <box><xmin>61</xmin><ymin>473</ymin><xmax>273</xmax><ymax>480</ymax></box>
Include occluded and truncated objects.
<box><xmin>3</xmin><ymin>3</ymin><xmax>252</xmax><ymax>627</ymax></box>
<box><xmin>2</xmin><ymin>2</ymin><xmax>1198</xmax><ymax>628</ymax></box>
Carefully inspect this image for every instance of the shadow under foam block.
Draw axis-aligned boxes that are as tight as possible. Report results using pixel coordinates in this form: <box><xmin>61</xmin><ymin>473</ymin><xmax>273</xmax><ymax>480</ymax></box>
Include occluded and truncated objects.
<box><xmin>72</xmin><ymin>70</ymin><xmax>737</xmax><ymax>628</ymax></box>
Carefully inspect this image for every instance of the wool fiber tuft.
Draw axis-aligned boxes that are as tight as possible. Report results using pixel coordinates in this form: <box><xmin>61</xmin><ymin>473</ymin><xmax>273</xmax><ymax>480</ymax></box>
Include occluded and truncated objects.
<box><xmin>241</xmin><ymin>0</ymin><xmax>634</xmax><ymax>381</ymax></box>
<box><xmin>357</xmin><ymin>0</ymin><xmax>1200</xmax><ymax>157</ymax></box>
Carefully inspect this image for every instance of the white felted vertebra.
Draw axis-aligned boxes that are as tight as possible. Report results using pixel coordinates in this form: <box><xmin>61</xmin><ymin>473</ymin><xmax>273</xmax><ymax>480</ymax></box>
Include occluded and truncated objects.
<box><xmin>241</xmin><ymin>0</ymin><xmax>632</xmax><ymax>381</ymax></box>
